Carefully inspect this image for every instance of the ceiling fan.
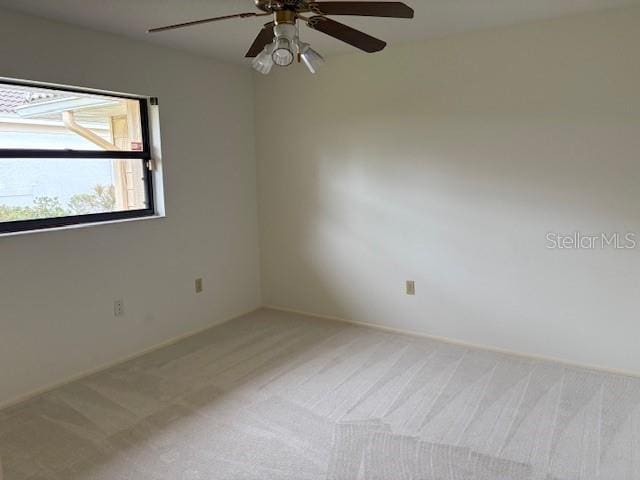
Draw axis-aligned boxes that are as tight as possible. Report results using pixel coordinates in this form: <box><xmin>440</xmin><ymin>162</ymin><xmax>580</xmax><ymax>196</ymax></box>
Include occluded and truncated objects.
<box><xmin>148</xmin><ymin>1</ymin><xmax>414</xmax><ymax>75</ymax></box>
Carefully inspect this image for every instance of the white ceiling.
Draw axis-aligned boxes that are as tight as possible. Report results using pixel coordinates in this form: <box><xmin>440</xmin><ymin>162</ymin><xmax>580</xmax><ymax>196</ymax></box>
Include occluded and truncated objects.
<box><xmin>0</xmin><ymin>0</ymin><xmax>637</xmax><ymax>65</ymax></box>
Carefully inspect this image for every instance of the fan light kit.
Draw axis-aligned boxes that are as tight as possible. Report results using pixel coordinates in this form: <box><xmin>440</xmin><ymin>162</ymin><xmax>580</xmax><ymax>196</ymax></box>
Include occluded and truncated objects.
<box><xmin>149</xmin><ymin>1</ymin><xmax>414</xmax><ymax>75</ymax></box>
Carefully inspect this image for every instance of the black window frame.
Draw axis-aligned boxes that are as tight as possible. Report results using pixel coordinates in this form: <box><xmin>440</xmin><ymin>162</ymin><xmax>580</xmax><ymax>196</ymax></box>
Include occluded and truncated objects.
<box><xmin>0</xmin><ymin>79</ymin><xmax>155</xmax><ymax>234</ymax></box>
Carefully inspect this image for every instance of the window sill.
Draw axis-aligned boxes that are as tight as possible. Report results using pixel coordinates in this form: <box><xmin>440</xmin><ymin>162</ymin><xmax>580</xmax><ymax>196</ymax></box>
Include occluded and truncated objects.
<box><xmin>0</xmin><ymin>213</ymin><xmax>166</xmax><ymax>238</ymax></box>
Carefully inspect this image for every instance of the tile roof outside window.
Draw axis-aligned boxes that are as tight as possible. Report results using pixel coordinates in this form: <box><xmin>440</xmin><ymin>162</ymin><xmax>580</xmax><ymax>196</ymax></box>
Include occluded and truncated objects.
<box><xmin>0</xmin><ymin>86</ymin><xmax>57</xmax><ymax>116</ymax></box>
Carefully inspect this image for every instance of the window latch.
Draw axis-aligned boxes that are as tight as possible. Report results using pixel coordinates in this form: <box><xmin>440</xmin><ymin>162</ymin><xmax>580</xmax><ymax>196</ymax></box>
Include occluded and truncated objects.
<box><xmin>146</xmin><ymin>159</ymin><xmax>155</xmax><ymax>171</ymax></box>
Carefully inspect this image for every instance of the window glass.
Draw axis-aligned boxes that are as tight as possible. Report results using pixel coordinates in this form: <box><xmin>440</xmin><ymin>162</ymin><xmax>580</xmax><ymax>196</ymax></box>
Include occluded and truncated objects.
<box><xmin>0</xmin><ymin>83</ymin><xmax>144</xmax><ymax>152</ymax></box>
<box><xmin>0</xmin><ymin>158</ymin><xmax>148</xmax><ymax>222</ymax></box>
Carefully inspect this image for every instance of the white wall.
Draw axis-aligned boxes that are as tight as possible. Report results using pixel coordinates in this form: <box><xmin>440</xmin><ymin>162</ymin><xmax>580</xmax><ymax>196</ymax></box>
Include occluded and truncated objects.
<box><xmin>0</xmin><ymin>9</ymin><xmax>261</xmax><ymax>407</ymax></box>
<box><xmin>255</xmin><ymin>7</ymin><xmax>640</xmax><ymax>374</ymax></box>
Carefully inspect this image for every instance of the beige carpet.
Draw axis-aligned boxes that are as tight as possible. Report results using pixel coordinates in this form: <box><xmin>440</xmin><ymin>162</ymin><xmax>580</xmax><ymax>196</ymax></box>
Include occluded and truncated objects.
<box><xmin>1</xmin><ymin>308</ymin><xmax>639</xmax><ymax>479</ymax></box>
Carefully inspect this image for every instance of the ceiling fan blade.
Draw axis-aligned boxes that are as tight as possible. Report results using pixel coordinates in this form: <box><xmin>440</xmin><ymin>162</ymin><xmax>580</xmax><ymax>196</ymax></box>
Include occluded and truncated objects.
<box><xmin>309</xmin><ymin>2</ymin><xmax>414</xmax><ymax>18</ymax></box>
<box><xmin>245</xmin><ymin>22</ymin><xmax>276</xmax><ymax>57</ymax></box>
<box><xmin>148</xmin><ymin>12</ymin><xmax>266</xmax><ymax>33</ymax></box>
<box><xmin>307</xmin><ymin>16</ymin><xmax>386</xmax><ymax>53</ymax></box>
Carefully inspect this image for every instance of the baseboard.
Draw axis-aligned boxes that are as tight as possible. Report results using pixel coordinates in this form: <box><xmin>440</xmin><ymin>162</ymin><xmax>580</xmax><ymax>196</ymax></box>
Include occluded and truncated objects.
<box><xmin>0</xmin><ymin>306</ymin><xmax>261</xmax><ymax>412</ymax></box>
<box><xmin>4</xmin><ymin>304</ymin><xmax>636</xmax><ymax>412</ymax></box>
<box><xmin>264</xmin><ymin>304</ymin><xmax>640</xmax><ymax>379</ymax></box>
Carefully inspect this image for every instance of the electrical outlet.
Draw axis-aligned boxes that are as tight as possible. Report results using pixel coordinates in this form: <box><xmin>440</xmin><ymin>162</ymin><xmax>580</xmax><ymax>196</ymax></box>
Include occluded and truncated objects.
<box><xmin>406</xmin><ymin>281</ymin><xmax>416</xmax><ymax>296</ymax></box>
<box><xmin>195</xmin><ymin>278</ymin><xmax>203</xmax><ymax>294</ymax></box>
<box><xmin>114</xmin><ymin>299</ymin><xmax>124</xmax><ymax>317</ymax></box>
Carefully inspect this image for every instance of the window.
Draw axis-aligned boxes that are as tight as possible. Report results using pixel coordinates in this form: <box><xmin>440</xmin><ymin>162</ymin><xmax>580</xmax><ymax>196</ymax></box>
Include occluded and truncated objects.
<box><xmin>0</xmin><ymin>80</ymin><xmax>155</xmax><ymax>234</ymax></box>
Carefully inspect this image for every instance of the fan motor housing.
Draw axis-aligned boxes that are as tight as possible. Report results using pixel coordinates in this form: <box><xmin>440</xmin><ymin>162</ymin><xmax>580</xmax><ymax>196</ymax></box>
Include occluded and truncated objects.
<box><xmin>255</xmin><ymin>0</ymin><xmax>309</xmax><ymax>13</ymax></box>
